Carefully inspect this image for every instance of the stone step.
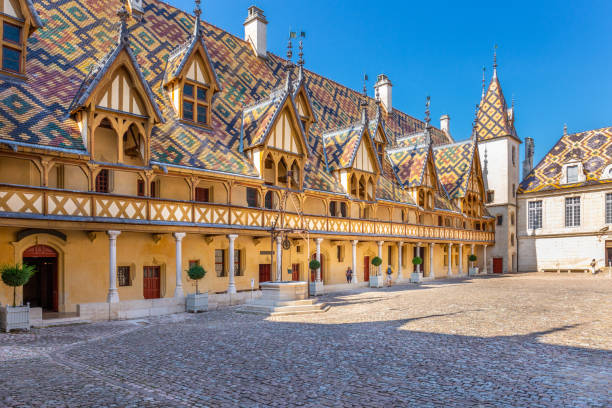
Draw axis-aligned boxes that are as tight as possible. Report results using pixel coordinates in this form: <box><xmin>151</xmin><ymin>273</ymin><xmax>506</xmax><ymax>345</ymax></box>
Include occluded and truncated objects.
<box><xmin>237</xmin><ymin>302</ymin><xmax>330</xmax><ymax>316</ymax></box>
<box><xmin>31</xmin><ymin>317</ymin><xmax>91</xmax><ymax>328</ymax></box>
<box><xmin>246</xmin><ymin>298</ymin><xmax>318</xmax><ymax>307</ymax></box>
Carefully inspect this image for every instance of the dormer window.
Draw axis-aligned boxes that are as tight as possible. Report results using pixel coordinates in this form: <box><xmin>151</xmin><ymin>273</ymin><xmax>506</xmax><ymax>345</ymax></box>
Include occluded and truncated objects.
<box><xmin>1</xmin><ymin>20</ymin><xmax>23</xmax><ymax>74</ymax></box>
<box><xmin>182</xmin><ymin>81</ymin><xmax>209</xmax><ymax>125</ymax></box>
<box><xmin>566</xmin><ymin>165</ymin><xmax>578</xmax><ymax>183</ymax></box>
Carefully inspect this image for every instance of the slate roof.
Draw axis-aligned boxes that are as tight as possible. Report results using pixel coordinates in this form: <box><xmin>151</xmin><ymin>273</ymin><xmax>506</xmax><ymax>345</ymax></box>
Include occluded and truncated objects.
<box><xmin>0</xmin><ymin>0</ymin><xmax>473</xmax><ymax>201</ymax></box>
<box><xmin>519</xmin><ymin>126</ymin><xmax>612</xmax><ymax>193</ymax></box>
<box><xmin>433</xmin><ymin>140</ymin><xmax>476</xmax><ymax>199</ymax></box>
<box><xmin>476</xmin><ymin>72</ymin><xmax>518</xmax><ymax>142</ymax></box>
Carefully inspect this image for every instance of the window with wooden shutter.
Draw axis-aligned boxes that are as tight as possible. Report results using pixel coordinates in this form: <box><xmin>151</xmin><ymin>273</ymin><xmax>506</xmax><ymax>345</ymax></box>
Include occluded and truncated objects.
<box><xmin>215</xmin><ymin>249</ymin><xmax>225</xmax><ymax>277</ymax></box>
<box><xmin>195</xmin><ymin>187</ymin><xmax>210</xmax><ymax>202</ymax></box>
<box><xmin>95</xmin><ymin>169</ymin><xmax>110</xmax><ymax>193</ymax></box>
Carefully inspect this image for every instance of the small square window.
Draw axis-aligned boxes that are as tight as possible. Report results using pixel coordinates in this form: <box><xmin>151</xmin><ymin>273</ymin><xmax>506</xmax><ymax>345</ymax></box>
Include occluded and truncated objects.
<box><xmin>118</xmin><ymin>266</ymin><xmax>131</xmax><ymax>287</ymax></box>
<box><xmin>566</xmin><ymin>165</ymin><xmax>579</xmax><ymax>183</ymax></box>
<box><xmin>183</xmin><ymin>84</ymin><xmax>194</xmax><ymax>98</ymax></box>
<box><xmin>2</xmin><ymin>46</ymin><xmax>21</xmax><ymax>72</ymax></box>
<box><xmin>183</xmin><ymin>101</ymin><xmax>194</xmax><ymax>121</ymax></box>
<box><xmin>3</xmin><ymin>23</ymin><xmax>21</xmax><ymax>44</ymax></box>
<box><xmin>197</xmin><ymin>87</ymin><xmax>207</xmax><ymax>101</ymax></box>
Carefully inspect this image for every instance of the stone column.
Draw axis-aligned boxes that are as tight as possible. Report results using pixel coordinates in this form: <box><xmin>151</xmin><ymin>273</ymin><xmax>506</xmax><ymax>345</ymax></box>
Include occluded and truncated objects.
<box><xmin>377</xmin><ymin>241</ymin><xmax>384</xmax><ymax>275</ymax></box>
<box><xmin>276</xmin><ymin>236</ymin><xmax>283</xmax><ymax>282</ymax></box>
<box><xmin>397</xmin><ymin>242</ymin><xmax>404</xmax><ymax>281</ymax></box>
<box><xmin>482</xmin><ymin>245</ymin><xmax>488</xmax><ymax>274</ymax></box>
<box><xmin>315</xmin><ymin>238</ymin><xmax>323</xmax><ymax>282</ymax></box>
<box><xmin>447</xmin><ymin>243</ymin><xmax>452</xmax><ymax>277</ymax></box>
<box><xmin>351</xmin><ymin>240</ymin><xmax>358</xmax><ymax>284</ymax></box>
<box><xmin>459</xmin><ymin>244</ymin><xmax>464</xmax><ymax>276</ymax></box>
<box><xmin>173</xmin><ymin>232</ymin><xmax>186</xmax><ymax>297</ymax></box>
<box><xmin>228</xmin><ymin>234</ymin><xmax>238</xmax><ymax>293</ymax></box>
<box><xmin>429</xmin><ymin>243</ymin><xmax>434</xmax><ymax>278</ymax></box>
<box><xmin>107</xmin><ymin>230</ymin><xmax>121</xmax><ymax>303</ymax></box>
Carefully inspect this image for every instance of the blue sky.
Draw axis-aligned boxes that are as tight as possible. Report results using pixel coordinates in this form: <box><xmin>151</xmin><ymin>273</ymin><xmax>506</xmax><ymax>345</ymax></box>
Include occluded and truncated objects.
<box><xmin>170</xmin><ymin>0</ymin><xmax>612</xmax><ymax>171</ymax></box>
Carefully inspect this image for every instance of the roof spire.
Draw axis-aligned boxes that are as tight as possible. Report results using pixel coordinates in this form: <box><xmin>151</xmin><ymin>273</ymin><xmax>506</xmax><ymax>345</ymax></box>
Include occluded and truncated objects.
<box><xmin>563</xmin><ymin>123</ymin><xmax>568</xmax><ymax>136</ymax></box>
<box><xmin>493</xmin><ymin>44</ymin><xmax>498</xmax><ymax>78</ymax></box>
<box><xmin>360</xmin><ymin>73</ymin><xmax>369</xmax><ymax>125</ymax></box>
<box><xmin>481</xmin><ymin>66</ymin><xmax>486</xmax><ymax>99</ymax></box>
<box><xmin>472</xmin><ymin>103</ymin><xmax>479</xmax><ymax>141</ymax></box>
<box><xmin>483</xmin><ymin>145</ymin><xmax>489</xmax><ymax>190</ymax></box>
<box><xmin>424</xmin><ymin>95</ymin><xmax>431</xmax><ymax>128</ymax></box>
<box><xmin>193</xmin><ymin>0</ymin><xmax>202</xmax><ymax>37</ymax></box>
<box><xmin>117</xmin><ymin>0</ymin><xmax>130</xmax><ymax>45</ymax></box>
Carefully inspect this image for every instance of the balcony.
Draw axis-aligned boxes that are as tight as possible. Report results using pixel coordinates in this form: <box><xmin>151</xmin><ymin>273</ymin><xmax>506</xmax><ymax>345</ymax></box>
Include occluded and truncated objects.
<box><xmin>0</xmin><ymin>184</ymin><xmax>495</xmax><ymax>243</ymax></box>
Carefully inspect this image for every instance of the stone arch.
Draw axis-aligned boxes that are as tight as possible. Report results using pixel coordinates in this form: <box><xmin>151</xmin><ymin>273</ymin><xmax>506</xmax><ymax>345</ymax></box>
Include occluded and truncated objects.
<box><xmin>277</xmin><ymin>157</ymin><xmax>288</xmax><ymax>187</ymax></box>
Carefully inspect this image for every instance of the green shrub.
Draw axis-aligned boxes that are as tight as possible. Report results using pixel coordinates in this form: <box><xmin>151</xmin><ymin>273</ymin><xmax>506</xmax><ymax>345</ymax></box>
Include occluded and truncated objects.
<box><xmin>412</xmin><ymin>256</ymin><xmax>423</xmax><ymax>265</ymax></box>
<box><xmin>186</xmin><ymin>264</ymin><xmax>206</xmax><ymax>294</ymax></box>
<box><xmin>468</xmin><ymin>254</ymin><xmax>478</xmax><ymax>262</ymax></box>
<box><xmin>309</xmin><ymin>259</ymin><xmax>321</xmax><ymax>270</ymax></box>
<box><xmin>371</xmin><ymin>257</ymin><xmax>383</xmax><ymax>267</ymax></box>
<box><xmin>1</xmin><ymin>264</ymin><xmax>36</xmax><ymax>307</ymax></box>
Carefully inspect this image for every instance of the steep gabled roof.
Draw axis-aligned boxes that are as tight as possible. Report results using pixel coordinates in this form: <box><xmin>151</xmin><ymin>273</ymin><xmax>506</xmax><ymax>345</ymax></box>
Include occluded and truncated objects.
<box><xmin>476</xmin><ymin>72</ymin><xmax>518</xmax><ymax>142</ymax></box>
<box><xmin>519</xmin><ymin>126</ymin><xmax>612</xmax><ymax>193</ymax></box>
<box><xmin>25</xmin><ymin>0</ymin><xmax>44</xmax><ymax>29</ymax></box>
<box><xmin>322</xmin><ymin>123</ymin><xmax>368</xmax><ymax>171</ymax></box>
<box><xmin>387</xmin><ymin>144</ymin><xmax>430</xmax><ymax>188</ymax></box>
<box><xmin>433</xmin><ymin>140</ymin><xmax>476</xmax><ymax>199</ymax></box>
<box><xmin>70</xmin><ymin>24</ymin><xmax>163</xmax><ymax>123</ymax></box>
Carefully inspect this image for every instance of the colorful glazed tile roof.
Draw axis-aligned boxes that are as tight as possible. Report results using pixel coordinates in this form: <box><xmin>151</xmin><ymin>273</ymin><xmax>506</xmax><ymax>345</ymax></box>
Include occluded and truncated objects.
<box><xmin>519</xmin><ymin>126</ymin><xmax>612</xmax><ymax>193</ymax></box>
<box><xmin>241</xmin><ymin>89</ymin><xmax>285</xmax><ymax>150</ymax></box>
<box><xmin>433</xmin><ymin>140</ymin><xmax>476</xmax><ymax>198</ymax></box>
<box><xmin>322</xmin><ymin>122</ymin><xmax>365</xmax><ymax>171</ymax></box>
<box><xmin>387</xmin><ymin>145</ymin><xmax>430</xmax><ymax>188</ymax></box>
<box><xmin>476</xmin><ymin>73</ymin><xmax>518</xmax><ymax>142</ymax></box>
<box><xmin>0</xmin><ymin>0</ymin><xmax>474</xmax><ymax>198</ymax></box>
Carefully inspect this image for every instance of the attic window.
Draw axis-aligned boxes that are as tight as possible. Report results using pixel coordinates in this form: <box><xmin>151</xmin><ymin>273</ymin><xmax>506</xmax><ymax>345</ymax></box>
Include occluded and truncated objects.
<box><xmin>182</xmin><ymin>82</ymin><xmax>209</xmax><ymax>125</ymax></box>
<box><xmin>566</xmin><ymin>165</ymin><xmax>578</xmax><ymax>183</ymax></box>
<box><xmin>1</xmin><ymin>21</ymin><xmax>23</xmax><ymax>74</ymax></box>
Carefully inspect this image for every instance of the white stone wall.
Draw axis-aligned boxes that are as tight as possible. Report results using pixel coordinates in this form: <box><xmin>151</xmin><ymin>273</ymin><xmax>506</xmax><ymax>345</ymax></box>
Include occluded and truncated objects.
<box><xmin>517</xmin><ymin>186</ymin><xmax>612</xmax><ymax>271</ymax></box>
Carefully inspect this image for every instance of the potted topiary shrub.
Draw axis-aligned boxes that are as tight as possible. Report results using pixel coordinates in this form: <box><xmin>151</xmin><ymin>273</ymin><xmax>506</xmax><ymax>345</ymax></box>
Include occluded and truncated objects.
<box><xmin>410</xmin><ymin>256</ymin><xmax>423</xmax><ymax>283</ymax></box>
<box><xmin>308</xmin><ymin>259</ymin><xmax>323</xmax><ymax>295</ymax></box>
<box><xmin>369</xmin><ymin>256</ymin><xmax>384</xmax><ymax>288</ymax></box>
<box><xmin>468</xmin><ymin>254</ymin><xmax>479</xmax><ymax>276</ymax></box>
<box><xmin>185</xmin><ymin>264</ymin><xmax>208</xmax><ymax>312</ymax></box>
<box><xmin>1</xmin><ymin>263</ymin><xmax>36</xmax><ymax>332</ymax></box>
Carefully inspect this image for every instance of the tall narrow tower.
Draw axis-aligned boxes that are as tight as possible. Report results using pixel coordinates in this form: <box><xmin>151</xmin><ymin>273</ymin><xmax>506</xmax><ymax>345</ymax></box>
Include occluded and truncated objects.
<box><xmin>475</xmin><ymin>52</ymin><xmax>521</xmax><ymax>273</ymax></box>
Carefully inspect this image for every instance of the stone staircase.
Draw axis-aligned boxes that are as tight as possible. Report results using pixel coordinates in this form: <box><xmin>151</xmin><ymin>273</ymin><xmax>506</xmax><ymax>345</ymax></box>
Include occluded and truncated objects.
<box><xmin>237</xmin><ymin>298</ymin><xmax>330</xmax><ymax>316</ymax></box>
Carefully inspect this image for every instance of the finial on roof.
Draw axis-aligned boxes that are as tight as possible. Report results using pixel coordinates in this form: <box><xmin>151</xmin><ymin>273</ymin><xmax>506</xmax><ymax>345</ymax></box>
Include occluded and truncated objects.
<box><xmin>481</xmin><ymin>66</ymin><xmax>486</xmax><ymax>99</ymax></box>
<box><xmin>117</xmin><ymin>0</ymin><xmax>130</xmax><ymax>45</ymax></box>
<box><xmin>472</xmin><ymin>103</ymin><xmax>479</xmax><ymax>140</ymax></box>
<box><xmin>362</xmin><ymin>73</ymin><xmax>369</xmax><ymax>97</ymax></box>
<box><xmin>424</xmin><ymin>95</ymin><xmax>431</xmax><ymax>128</ymax></box>
<box><xmin>493</xmin><ymin>44</ymin><xmax>498</xmax><ymax>78</ymax></box>
<box><xmin>563</xmin><ymin>123</ymin><xmax>568</xmax><ymax>136</ymax></box>
<box><xmin>193</xmin><ymin>0</ymin><xmax>202</xmax><ymax>37</ymax></box>
<box><xmin>297</xmin><ymin>31</ymin><xmax>305</xmax><ymax>67</ymax></box>
<box><xmin>360</xmin><ymin>74</ymin><xmax>369</xmax><ymax>124</ymax></box>
<box><xmin>287</xmin><ymin>31</ymin><xmax>296</xmax><ymax>65</ymax></box>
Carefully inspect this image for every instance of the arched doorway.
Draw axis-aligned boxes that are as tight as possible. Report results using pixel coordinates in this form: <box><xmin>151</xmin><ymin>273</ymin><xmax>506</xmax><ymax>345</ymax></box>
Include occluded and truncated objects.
<box><xmin>310</xmin><ymin>253</ymin><xmax>325</xmax><ymax>282</ymax></box>
<box><xmin>22</xmin><ymin>245</ymin><xmax>58</xmax><ymax>312</ymax></box>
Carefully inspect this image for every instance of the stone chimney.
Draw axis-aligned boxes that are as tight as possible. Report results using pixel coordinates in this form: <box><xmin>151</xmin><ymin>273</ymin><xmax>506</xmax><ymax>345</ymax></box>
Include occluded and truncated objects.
<box><xmin>440</xmin><ymin>114</ymin><xmax>450</xmax><ymax>137</ymax></box>
<box><xmin>523</xmin><ymin>137</ymin><xmax>535</xmax><ymax>177</ymax></box>
<box><xmin>374</xmin><ymin>74</ymin><xmax>392</xmax><ymax>113</ymax></box>
<box><xmin>244</xmin><ymin>6</ymin><xmax>268</xmax><ymax>58</ymax></box>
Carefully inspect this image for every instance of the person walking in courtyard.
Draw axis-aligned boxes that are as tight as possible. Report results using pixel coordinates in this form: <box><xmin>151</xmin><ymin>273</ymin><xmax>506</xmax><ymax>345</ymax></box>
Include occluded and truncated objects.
<box><xmin>386</xmin><ymin>265</ymin><xmax>393</xmax><ymax>286</ymax></box>
<box><xmin>590</xmin><ymin>259</ymin><xmax>597</xmax><ymax>274</ymax></box>
<box><xmin>346</xmin><ymin>266</ymin><xmax>353</xmax><ymax>283</ymax></box>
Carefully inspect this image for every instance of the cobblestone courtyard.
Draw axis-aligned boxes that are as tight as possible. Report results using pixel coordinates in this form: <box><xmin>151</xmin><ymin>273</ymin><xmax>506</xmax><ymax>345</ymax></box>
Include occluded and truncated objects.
<box><xmin>1</xmin><ymin>273</ymin><xmax>610</xmax><ymax>407</ymax></box>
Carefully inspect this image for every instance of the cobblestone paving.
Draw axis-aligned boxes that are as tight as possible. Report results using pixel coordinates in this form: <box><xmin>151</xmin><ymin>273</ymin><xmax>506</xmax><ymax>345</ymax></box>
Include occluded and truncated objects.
<box><xmin>0</xmin><ymin>273</ymin><xmax>610</xmax><ymax>407</ymax></box>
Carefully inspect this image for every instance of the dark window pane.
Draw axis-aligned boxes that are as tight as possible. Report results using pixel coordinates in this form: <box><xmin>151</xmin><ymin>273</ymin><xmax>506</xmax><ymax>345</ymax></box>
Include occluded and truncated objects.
<box><xmin>196</xmin><ymin>104</ymin><xmax>207</xmax><ymax>124</ymax></box>
<box><xmin>183</xmin><ymin>83</ymin><xmax>194</xmax><ymax>98</ymax></box>
<box><xmin>197</xmin><ymin>87</ymin><xmax>206</xmax><ymax>101</ymax></box>
<box><xmin>183</xmin><ymin>100</ymin><xmax>194</xmax><ymax>121</ymax></box>
<box><xmin>3</xmin><ymin>23</ymin><xmax>21</xmax><ymax>44</ymax></box>
<box><xmin>2</xmin><ymin>46</ymin><xmax>20</xmax><ymax>72</ymax></box>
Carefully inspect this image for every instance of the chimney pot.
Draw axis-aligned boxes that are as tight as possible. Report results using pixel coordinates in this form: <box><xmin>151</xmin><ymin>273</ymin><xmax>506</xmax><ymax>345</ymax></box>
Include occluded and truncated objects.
<box><xmin>374</xmin><ymin>74</ymin><xmax>392</xmax><ymax>113</ymax></box>
<box><xmin>244</xmin><ymin>6</ymin><xmax>268</xmax><ymax>58</ymax></box>
<box><xmin>440</xmin><ymin>114</ymin><xmax>450</xmax><ymax>136</ymax></box>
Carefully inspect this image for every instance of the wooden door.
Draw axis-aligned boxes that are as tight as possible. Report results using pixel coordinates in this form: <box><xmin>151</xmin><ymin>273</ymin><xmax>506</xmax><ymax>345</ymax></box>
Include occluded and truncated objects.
<box><xmin>143</xmin><ymin>266</ymin><xmax>161</xmax><ymax>299</ymax></box>
<box><xmin>23</xmin><ymin>245</ymin><xmax>58</xmax><ymax>312</ymax></box>
<box><xmin>259</xmin><ymin>264</ymin><xmax>271</xmax><ymax>285</ymax></box>
<box><xmin>291</xmin><ymin>263</ymin><xmax>300</xmax><ymax>281</ymax></box>
<box><xmin>364</xmin><ymin>256</ymin><xmax>370</xmax><ymax>281</ymax></box>
<box><xmin>493</xmin><ymin>258</ymin><xmax>503</xmax><ymax>274</ymax></box>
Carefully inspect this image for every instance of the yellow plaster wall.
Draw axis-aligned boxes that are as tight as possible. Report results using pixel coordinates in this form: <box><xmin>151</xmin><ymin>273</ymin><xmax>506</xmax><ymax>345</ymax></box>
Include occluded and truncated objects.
<box><xmin>48</xmin><ymin>164</ymin><xmax>89</xmax><ymax>191</ymax></box>
<box><xmin>0</xmin><ymin>157</ymin><xmax>40</xmax><ymax>186</ymax></box>
<box><xmin>93</xmin><ymin>127</ymin><xmax>118</xmax><ymax>162</ymax></box>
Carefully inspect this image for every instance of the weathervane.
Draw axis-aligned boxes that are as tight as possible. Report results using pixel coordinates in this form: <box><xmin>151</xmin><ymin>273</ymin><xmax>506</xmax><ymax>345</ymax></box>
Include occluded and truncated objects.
<box><xmin>297</xmin><ymin>31</ymin><xmax>306</xmax><ymax>67</ymax></box>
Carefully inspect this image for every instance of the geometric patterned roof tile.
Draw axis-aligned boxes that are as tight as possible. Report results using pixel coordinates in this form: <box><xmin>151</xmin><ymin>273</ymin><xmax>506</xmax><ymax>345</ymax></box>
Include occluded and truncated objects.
<box><xmin>387</xmin><ymin>144</ymin><xmax>430</xmax><ymax>188</ymax></box>
<box><xmin>476</xmin><ymin>74</ymin><xmax>518</xmax><ymax>142</ymax></box>
<box><xmin>322</xmin><ymin>123</ymin><xmax>365</xmax><ymax>171</ymax></box>
<box><xmin>519</xmin><ymin>126</ymin><xmax>612</xmax><ymax>193</ymax></box>
<box><xmin>433</xmin><ymin>140</ymin><xmax>475</xmax><ymax>198</ymax></box>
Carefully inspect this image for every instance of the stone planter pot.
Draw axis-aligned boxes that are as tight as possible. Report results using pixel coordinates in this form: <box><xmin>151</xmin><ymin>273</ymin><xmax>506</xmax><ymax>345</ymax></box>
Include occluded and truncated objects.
<box><xmin>468</xmin><ymin>267</ymin><xmax>479</xmax><ymax>276</ymax></box>
<box><xmin>186</xmin><ymin>293</ymin><xmax>208</xmax><ymax>313</ymax></box>
<box><xmin>410</xmin><ymin>272</ymin><xmax>423</xmax><ymax>283</ymax></box>
<box><xmin>1</xmin><ymin>304</ymin><xmax>30</xmax><ymax>332</ymax></box>
<box><xmin>369</xmin><ymin>275</ymin><xmax>384</xmax><ymax>288</ymax></box>
<box><xmin>309</xmin><ymin>281</ymin><xmax>324</xmax><ymax>296</ymax></box>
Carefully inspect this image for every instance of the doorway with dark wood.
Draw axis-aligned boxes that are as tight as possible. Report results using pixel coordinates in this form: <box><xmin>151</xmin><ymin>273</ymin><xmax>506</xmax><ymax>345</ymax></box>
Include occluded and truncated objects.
<box><xmin>291</xmin><ymin>263</ymin><xmax>300</xmax><ymax>281</ymax></box>
<box><xmin>22</xmin><ymin>245</ymin><xmax>58</xmax><ymax>312</ymax></box>
<box><xmin>143</xmin><ymin>266</ymin><xmax>161</xmax><ymax>299</ymax></box>
<box><xmin>493</xmin><ymin>258</ymin><xmax>503</xmax><ymax>274</ymax></box>
<box><xmin>259</xmin><ymin>263</ymin><xmax>271</xmax><ymax>286</ymax></box>
<box><xmin>363</xmin><ymin>256</ymin><xmax>370</xmax><ymax>281</ymax></box>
